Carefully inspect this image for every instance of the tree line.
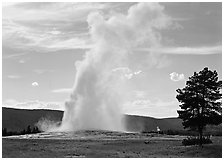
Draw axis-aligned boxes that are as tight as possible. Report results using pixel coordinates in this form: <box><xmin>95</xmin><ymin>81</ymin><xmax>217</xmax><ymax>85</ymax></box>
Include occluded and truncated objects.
<box><xmin>2</xmin><ymin>125</ymin><xmax>41</xmax><ymax>136</ymax></box>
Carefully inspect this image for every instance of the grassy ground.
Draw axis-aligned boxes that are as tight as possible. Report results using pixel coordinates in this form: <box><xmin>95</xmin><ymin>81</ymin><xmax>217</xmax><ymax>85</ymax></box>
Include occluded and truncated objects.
<box><xmin>2</xmin><ymin>134</ymin><xmax>222</xmax><ymax>158</ymax></box>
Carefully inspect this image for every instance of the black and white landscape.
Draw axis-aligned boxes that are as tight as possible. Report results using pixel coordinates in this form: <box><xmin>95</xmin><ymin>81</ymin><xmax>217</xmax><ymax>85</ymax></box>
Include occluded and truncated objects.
<box><xmin>2</xmin><ymin>2</ymin><xmax>222</xmax><ymax>158</ymax></box>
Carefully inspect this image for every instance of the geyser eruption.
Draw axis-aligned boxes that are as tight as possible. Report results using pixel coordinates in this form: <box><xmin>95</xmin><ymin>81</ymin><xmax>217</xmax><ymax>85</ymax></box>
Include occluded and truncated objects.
<box><xmin>59</xmin><ymin>3</ymin><xmax>171</xmax><ymax>131</ymax></box>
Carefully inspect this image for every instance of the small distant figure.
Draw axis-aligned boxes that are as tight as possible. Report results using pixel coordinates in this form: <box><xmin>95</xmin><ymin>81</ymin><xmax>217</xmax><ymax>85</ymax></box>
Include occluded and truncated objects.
<box><xmin>156</xmin><ymin>126</ymin><xmax>160</xmax><ymax>134</ymax></box>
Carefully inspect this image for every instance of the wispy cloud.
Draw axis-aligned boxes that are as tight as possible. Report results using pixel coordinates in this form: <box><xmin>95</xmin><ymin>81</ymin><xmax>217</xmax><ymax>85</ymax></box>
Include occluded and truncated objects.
<box><xmin>7</xmin><ymin>75</ymin><xmax>21</xmax><ymax>79</ymax></box>
<box><xmin>4</xmin><ymin>2</ymin><xmax>219</xmax><ymax>58</ymax></box>
<box><xmin>112</xmin><ymin>67</ymin><xmax>142</xmax><ymax>79</ymax></box>
<box><xmin>3</xmin><ymin>99</ymin><xmax>64</xmax><ymax>110</ymax></box>
<box><xmin>3</xmin><ymin>3</ymin><xmax>108</xmax><ymax>22</ymax></box>
<box><xmin>123</xmin><ymin>98</ymin><xmax>179</xmax><ymax>118</ymax></box>
<box><xmin>3</xmin><ymin>52</ymin><xmax>27</xmax><ymax>59</ymax></box>
<box><xmin>42</xmin><ymin>37</ymin><xmax>92</xmax><ymax>51</ymax></box>
<box><xmin>19</xmin><ymin>59</ymin><xmax>26</xmax><ymax>63</ymax></box>
<box><xmin>170</xmin><ymin>72</ymin><xmax>185</xmax><ymax>82</ymax></box>
<box><xmin>33</xmin><ymin>69</ymin><xmax>54</xmax><ymax>74</ymax></box>
<box><xmin>2</xmin><ymin>2</ymin><xmax>109</xmax><ymax>55</ymax></box>
<box><xmin>162</xmin><ymin>45</ymin><xmax>221</xmax><ymax>55</ymax></box>
<box><xmin>130</xmin><ymin>99</ymin><xmax>177</xmax><ymax>108</ymax></box>
<box><xmin>138</xmin><ymin>45</ymin><xmax>221</xmax><ymax>55</ymax></box>
<box><xmin>2</xmin><ymin>99</ymin><xmax>18</xmax><ymax>106</ymax></box>
<box><xmin>52</xmin><ymin>88</ymin><xmax>72</xmax><ymax>93</ymax></box>
<box><xmin>132</xmin><ymin>90</ymin><xmax>148</xmax><ymax>99</ymax></box>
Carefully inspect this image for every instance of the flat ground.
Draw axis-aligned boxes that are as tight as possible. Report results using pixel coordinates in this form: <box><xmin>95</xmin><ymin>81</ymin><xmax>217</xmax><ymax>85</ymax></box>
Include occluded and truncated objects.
<box><xmin>2</xmin><ymin>131</ymin><xmax>222</xmax><ymax>158</ymax></box>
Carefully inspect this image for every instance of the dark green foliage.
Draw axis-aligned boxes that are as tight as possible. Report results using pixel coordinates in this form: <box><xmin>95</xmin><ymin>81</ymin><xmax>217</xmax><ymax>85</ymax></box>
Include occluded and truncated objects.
<box><xmin>2</xmin><ymin>128</ymin><xmax>7</xmax><ymax>136</ymax></box>
<box><xmin>153</xmin><ymin>128</ymin><xmax>221</xmax><ymax>136</ymax></box>
<box><xmin>26</xmin><ymin>125</ymin><xmax>32</xmax><ymax>134</ymax></box>
<box><xmin>21</xmin><ymin>129</ymin><xmax>26</xmax><ymax>135</ymax></box>
<box><xmin>32</xmin><ymin>126</ymin><xmax>40</xmax><ymax>133</ymax></box>
<box><xmin>2</xmin><ymin>125</ymin><xmax>41</xmax><ymax>136</ymax></box>
<box><xmin>176</xmin><ymin>67</ymin><xmax>222</xmax><ymax>146</ymax></box>
<box><xmin>182</xmin><ymin>136</ymin><xmax>212</xmax><ymax>146</ymax></box>
<box><xmin>162</xmin><ymin>129</ymin><xmax>198</xmax><ymax>136</ymax></box>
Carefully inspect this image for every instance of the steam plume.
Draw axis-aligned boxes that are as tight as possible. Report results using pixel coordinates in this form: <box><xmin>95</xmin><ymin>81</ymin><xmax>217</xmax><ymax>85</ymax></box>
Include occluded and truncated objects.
<box><xmin>59</xmin><ymin>3</ymin><xmax>171</xmax><ymax>131</ymax></box>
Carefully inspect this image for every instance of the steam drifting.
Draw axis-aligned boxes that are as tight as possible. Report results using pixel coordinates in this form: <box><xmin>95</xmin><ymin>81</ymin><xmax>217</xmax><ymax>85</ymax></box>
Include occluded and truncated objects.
<box><xmin>59</xmin><ymin>3</ymin><xmax>171</xmax><ymax>131</ymax></box>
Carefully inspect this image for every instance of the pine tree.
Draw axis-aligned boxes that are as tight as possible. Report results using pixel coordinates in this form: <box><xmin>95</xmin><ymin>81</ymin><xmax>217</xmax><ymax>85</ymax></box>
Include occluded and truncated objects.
<box><xmin>2</xmin><ymin>128</ymin><xmax>7</xmax><ymax>136</ymax></box>
<box><xmin>26</xmin><ymin>125</ymin><xmax>32</xmax><ymax>134</ymax></box>
<box><xmin>176</xmin><ymin>67</ymin><xmax>222</xmax><ymax>146</ymax></box>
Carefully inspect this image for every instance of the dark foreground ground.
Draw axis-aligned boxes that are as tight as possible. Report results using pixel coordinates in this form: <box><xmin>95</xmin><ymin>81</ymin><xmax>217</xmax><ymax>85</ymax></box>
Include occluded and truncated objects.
<box><xmin>2</xmin><ymin>131</ymin><xmax>222</xmax><ymax>158</ymax></box>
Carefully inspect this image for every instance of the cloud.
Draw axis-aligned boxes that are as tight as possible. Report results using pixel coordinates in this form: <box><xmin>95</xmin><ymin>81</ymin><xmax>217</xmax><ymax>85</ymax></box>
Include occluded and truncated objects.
<box><xmin>42</xmin><ymin>37</ymin><xmax>92</xmax><ymax>51</ymax></box>
<box><xmin>2</xmin><ymin>2</ymin><xmax>20</xmax><ymax>7</ymax></box>
<box><xmin>3</xmin><ymin>2</ymin><xmax>221</xmax><ymax>62</ymax></box>
<box><xmin>19</xmin><ymin>59</ymin><xmax>25</xmax><ymax>63</ymax></box>
<box><xmin>31</xmin><ymin>82</ymin><xmax>39</xmax><ymax>87</ymax></box>
<box><xmin>2</xmin><ymin>2</ymin><xmax>108</xmax><ymax>54</ymax></box>
<box><xmin>163</xmin><ymin>45</ymin><xmax>222</xmax><ymax>55</ymax></box>
<box><xmin>33</xmin><ymin>69</ymin><xmax>54</xmax><ymax>74</ymax></box>
<box><xmin>7</xmin><ymin>75</ymin><xmax>21</xmax><ymax>79</ymax></box>
<box><xmin>3</xmin><ymin>99</ymin><xmax>64</xmax><ymax>110</ymax></box>
<box><xmin>125</xmin><ymin>70</ymin><xmax>142</xmax><ymax>79</ymax></box>
<box><xmin>2</xmin><ymin>2</ymin><xmax>176</xmax><ymax>59</ymax></box>
<box><xmin>52</xmin><ymin>88</ymin><xmax>72</xmax><ymax>93</ymax></box>
<box><xmin>134</xmin><ymin>70</ymin><xmax>142</xmax><ymax>75</ymax></box>
<box><xmin>2</xmin><ymin>99</ymin><xmax>18</xmax><ymax>106</ymax></box>
<box><xmin>3</xmin><ymin>3</ymin><xmax>107</xmax><ymax>22</ymax></box>
<box><xmin>48</xmin><ymin>28</ymin><xmax>61</xmax><ymax>35</ymax></box>
<box><xmin>123</xmin><ymin>98</ymin><xmax>179</xmax><ymax>118</ymax></box>
<box><xmin>131</xmin><ymin>99</ymin><xmax>177</xmax><ymax>108</ymax></box>
<box><xmin>112</xmin><ymin>67</ymin><xmax>131</xmax><ymax>73</ymax></box>
<box><xmin>132</xmin><ymin>99</ymin><xmax>151</xmax><ymax>106</ymax></box>
<box><xmin>132</xmin><ymin>90</ymin><xmax>148</xmax><ymax>99</ymax></box>
<box><xmin>3</xmin><ymin>52</ymin><xmax>27</xmax><ymax>59</ymax></box>
<box><xmin>138</xmin><ymin>45</ymin><xmax>221</xmax><ymax>55</ymax></box>
<box><xmin>170</xmin><ymin>72</ymin><xmax>185</xmax><ymax>82</ymax></box>
<box><xmin>112</xmin><ymin>67</ymin><xmax>142</xmax><ymax>79</ymax></box>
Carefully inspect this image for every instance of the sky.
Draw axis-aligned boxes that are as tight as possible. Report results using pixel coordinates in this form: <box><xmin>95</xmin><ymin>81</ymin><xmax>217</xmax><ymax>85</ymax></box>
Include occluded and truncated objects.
<box><xmin>2</xmin><ymin>2</ymin><xmax>222</xmax><ymax>118</ymax></box>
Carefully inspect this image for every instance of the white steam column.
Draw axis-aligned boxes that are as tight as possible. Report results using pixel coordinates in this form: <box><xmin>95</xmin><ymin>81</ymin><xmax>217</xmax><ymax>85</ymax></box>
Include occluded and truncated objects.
<box><xmin>59</xmin><ymin>3</ymin><xmax>171</xmax><ymax>132</ymax></box>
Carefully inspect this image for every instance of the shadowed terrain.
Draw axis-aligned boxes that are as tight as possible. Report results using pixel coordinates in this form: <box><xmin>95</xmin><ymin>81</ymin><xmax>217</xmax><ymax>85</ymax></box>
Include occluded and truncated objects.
<box><xmin>2</xmin><ymin>130</ymin><xmax>222</xmax><ymax>158</ymax></box>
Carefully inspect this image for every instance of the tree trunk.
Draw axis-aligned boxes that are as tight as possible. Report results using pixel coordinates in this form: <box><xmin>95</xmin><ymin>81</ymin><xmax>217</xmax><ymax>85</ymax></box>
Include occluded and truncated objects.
<box><xmin>198</xmin><ymin>127</ymin><xmax>203</xmax><ymax>147</ymax></box>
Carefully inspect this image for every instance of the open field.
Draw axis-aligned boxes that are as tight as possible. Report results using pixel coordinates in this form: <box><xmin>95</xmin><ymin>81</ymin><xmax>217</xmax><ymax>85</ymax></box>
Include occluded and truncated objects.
<box><xmin>2</xmin><ymin>131</ymin><xmax>222</xmax><ymax>158</ymax></box>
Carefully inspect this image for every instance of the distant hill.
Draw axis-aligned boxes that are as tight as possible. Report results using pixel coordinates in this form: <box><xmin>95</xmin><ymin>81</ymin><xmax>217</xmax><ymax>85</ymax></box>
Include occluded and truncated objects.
<box><xmin>124</xmin><ymin>114</ymin><xmax>184</xmax><ymax>132</ymax></box>
<box><xmin>2</xmin><ymin>107</ymin><xmax>221</xmax><ymax>135</ymax></box>
<box><xmin>2</xmin><ymin>107</ymin><xmax>63</xmax><ymax>132</ymax></box>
